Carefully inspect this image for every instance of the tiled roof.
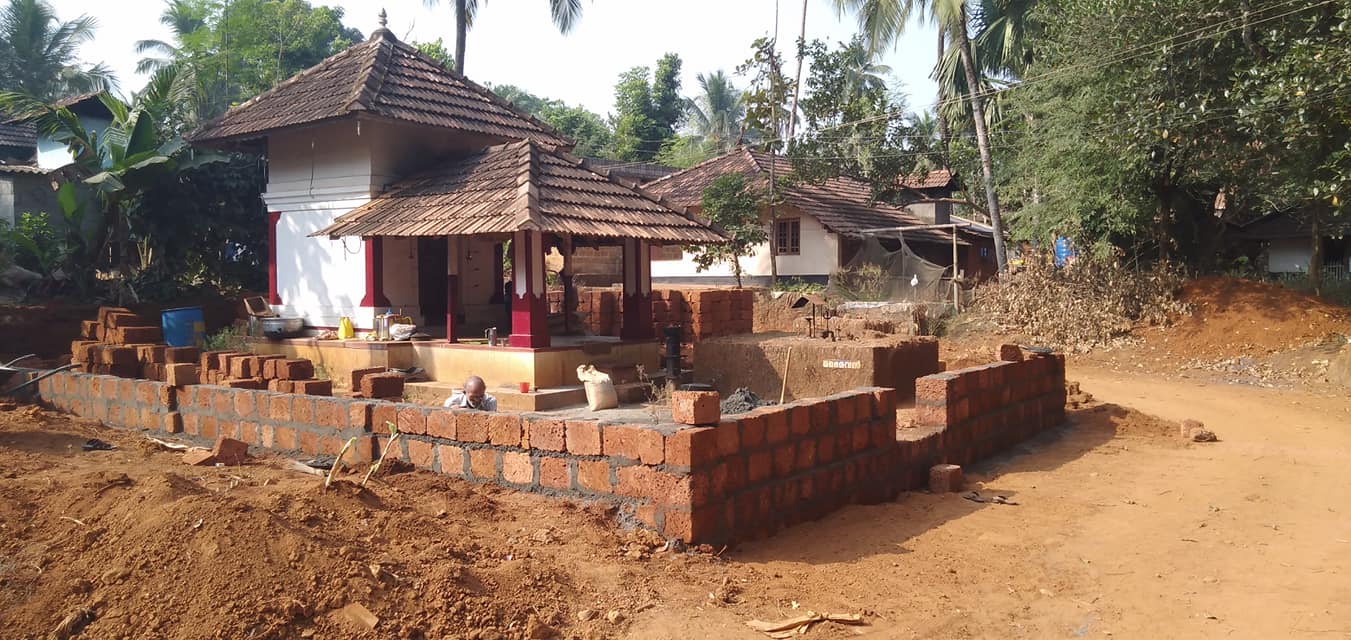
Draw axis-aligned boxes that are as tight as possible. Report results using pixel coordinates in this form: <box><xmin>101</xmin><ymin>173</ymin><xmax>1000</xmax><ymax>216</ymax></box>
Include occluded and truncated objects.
<box><xmin>314</xmin><ymin>139</ymin><xmax>724</xmax><ymax>243</ymax></box>
<box><xmin>583</xmin><ymin>158</ymin><xmax>677</xmax><ymax>184</ymax></box>
<box><xmin>0</xmin><ymin>163</ymin><xmax>46</xmax><ymax>175</ymax></box>
<box><xmin>642</xmin><ymin>148</ymin><xmax>961</xmax><ymax>244</ymax></box>
<box><xmin>898</xmin><ymin>168</ymin><xmax>956</xmax><ymax>190</ymax></box>
<box><xmin>187</xmin><ymin>29</ymin><xmax>570</xmax><ymax>148</ymax></box>
<box><xmin>0</xmin><ymin>120</ymin><xmax>36</xmax><ymax>148</ymax></box>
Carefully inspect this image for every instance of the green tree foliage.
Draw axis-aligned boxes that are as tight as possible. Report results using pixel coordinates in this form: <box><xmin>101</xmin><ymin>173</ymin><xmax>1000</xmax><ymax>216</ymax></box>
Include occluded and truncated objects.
<box><xmin>790</xmin><ymin>37</ymin><xmax>934</xmax><ymax>190</ymax></box>
<box><xmin>610</xmin><ymin>53</ymin><xmax>684</xmax><ymax>161</ymax></box>
<box><xmin>0</xmin><ymin>0</ymin><xmax>116</xmax><ymax>99</ymax></box>
<box><xmin>146</xmin><ymin>0</ymin><xmax>361</xmax><ymax>121</ymax></box>
<box><xmin>737</xmin><ymin>37</ymin><xmax>792</xmax><ymax>154</ymax></box>
<box><xmin>490</xmin><ymin>84</ymin><xmax>614</xmax><ymax>158</ymax></box>
<box><xmin>687</xmin><ymin>174</ymin><xmax>767</xmax><ymax>287</ymax></box>
<box><xmin>999</xmin><ymin>0</ymin><xmax>1350</xmax><ymax>284</ymax></box>
<box><xmin>413</xmin><ymin>38</ymin><xmax>454</xmax><ymax>71</ymax></box>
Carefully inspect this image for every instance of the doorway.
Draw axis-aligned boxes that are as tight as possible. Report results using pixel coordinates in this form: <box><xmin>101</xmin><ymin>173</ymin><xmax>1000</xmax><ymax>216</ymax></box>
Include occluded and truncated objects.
<box><xmin>417</xmin><ymin>237</ymin><xmax>449</xmax><ymax>330</ymax></box>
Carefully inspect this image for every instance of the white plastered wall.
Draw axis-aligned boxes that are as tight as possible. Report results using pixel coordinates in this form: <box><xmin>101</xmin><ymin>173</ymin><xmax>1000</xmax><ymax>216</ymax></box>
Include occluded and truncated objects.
<box><xmin>650</xmin><ymin>205</ymin><xmax>840</xmax><ymax>280</ymax></box>
<box><xmin>264</xmin><ymin>122</ymin><xmax>377</xmax><ymax>329</ymax></box>
<box><xmin>1267</xmin><ymin>238</ymin><xmax>1311</xmax><ymax>274</ymax></box>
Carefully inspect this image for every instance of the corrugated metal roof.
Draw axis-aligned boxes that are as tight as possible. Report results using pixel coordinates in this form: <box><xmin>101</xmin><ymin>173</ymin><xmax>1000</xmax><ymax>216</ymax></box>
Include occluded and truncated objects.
<box><xmin>314</xmin><ymin>139</ymin><xmax>724</xmax><ymax>243</ymax></box>
<box><xmin>187</xmin><ymin>29</ymin><xmax>570</xmax><ymax>148</ymax></box>
<box><xmin>641</xmin><ymin>148</ymin><xmax>960</xmax><ymax>245</ymax></box>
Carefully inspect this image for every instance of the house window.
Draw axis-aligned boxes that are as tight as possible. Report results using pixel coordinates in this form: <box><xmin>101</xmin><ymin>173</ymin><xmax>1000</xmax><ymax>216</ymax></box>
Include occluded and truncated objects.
<box><xmin>775</xmin><ymin>218</ymin><xmax>801</xmax><ymax>255</ymax></box>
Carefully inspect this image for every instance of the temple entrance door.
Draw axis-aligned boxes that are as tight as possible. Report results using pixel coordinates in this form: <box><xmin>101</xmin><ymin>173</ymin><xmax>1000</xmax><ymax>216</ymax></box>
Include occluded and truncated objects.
<box><xmin>417</xmin><ymin>236</ymin><xmax>449</xmax><ymax>331</ymax></box>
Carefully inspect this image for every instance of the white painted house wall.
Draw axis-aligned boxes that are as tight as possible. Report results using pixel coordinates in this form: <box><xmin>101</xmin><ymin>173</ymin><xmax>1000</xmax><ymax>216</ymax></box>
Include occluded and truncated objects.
<box><xmin>264</xmin><ymin>122</ymin><xmax>377</xmax><ymax>329</ymax></box>
<box><xmin>36</xmin><ymin>114</ymin><xmax>110</xmax><ymax>170</ymax></box>
<box><xmin>651</xmin><ymin>206</ymin><xmax>840</xmax><ymax>281</ymax></box>
<box><xmin>1267</xmin><ymin>238</ymin><xmax>1311</xmax><ymax>274</ymax></box>
<box><xmin>263</xmin><ymin>120</ymin><xmax>493</xmax><ymax>328</ymax></box>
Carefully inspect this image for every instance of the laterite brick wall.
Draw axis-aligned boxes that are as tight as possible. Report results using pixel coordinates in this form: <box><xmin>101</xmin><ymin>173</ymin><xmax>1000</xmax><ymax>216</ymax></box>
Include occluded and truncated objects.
<box><xmin>33</xmin><ymin>351</ymin><xmax>1066</xmax><ymax>545</ymax></box>
<box><xmin>555</xmin><ymin>287</ymin><xmax>755</xmax><ymax>341</ymax></box>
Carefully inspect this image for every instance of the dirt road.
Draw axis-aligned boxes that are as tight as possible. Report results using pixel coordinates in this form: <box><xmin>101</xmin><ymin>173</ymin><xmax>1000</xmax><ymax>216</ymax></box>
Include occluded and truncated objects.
<box><xmin>2</xmin><ymin>364</ymin><xmax>1348</xmax><ymax>639</ymax></box>
<box><xmin>628</xmin><ymin>365</ymin><xmax>1351</xmax><ymax>639</ymax></box>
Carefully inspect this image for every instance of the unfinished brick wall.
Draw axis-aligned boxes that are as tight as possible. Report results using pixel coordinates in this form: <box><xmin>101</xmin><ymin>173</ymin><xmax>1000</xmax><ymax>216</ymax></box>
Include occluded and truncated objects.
<box><xmin>678</xmin><ymin>388</ymin><xmax>899</xmax><ymax>543</ymax></box>
<box><xmin>559</xmin><ymin>287</ymin><xmax>755</xmax><ymax>340</ymax></box>
<box><xmin>898</xmin><ymin>352</ymin><xmax>1067</xmax><ymax>489</ymax></box>
<box><xmin>32</xmin><ymin>351</ymin><xmax>1066</xmax><ymax>545</ymax></box>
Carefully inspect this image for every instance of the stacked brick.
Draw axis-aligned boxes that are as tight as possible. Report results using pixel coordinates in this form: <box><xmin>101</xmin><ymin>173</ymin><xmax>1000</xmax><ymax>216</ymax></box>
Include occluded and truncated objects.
<box><xmin>69</xmin><ymin>306</ymin><xmax>196</xmax><ymax>381</ymax></box>
<box><xmin>197</xmin><ymin>351</ymin><xmax>332</xmax><ymax>396</ymax></box>
<box><xmin>568</xmin><ymin>287</ymin><xmax>756</xmax><ymax>341</ymax></box>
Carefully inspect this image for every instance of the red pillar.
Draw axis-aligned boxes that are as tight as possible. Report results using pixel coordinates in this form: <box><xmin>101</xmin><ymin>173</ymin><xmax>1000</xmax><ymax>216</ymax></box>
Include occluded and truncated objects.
<box><xmin>509</xmin><ymin>230</ymin><xmax>549</xmax><ymax>348</ymax></box>
<box><xmin>621</xmin><ymin>238</ymin><xmax>654</xmax><ymax>340</ymax></box>
<box><xmin>360</xmin><ymin>236</ymin><xmax>391</xmax><ymax>307</ymax></box>
<box><xmin>267</xmin><ymin>211</ymin><xmax>282</xmax><ymax>304</ymax></box>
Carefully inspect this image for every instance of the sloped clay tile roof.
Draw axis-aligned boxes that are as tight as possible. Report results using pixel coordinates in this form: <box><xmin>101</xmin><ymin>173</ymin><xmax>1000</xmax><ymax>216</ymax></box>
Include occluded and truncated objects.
<box><xmin>0</xmin><ymin>163</ymin><xmax>46</xmax><ymax>175</ymax></box>
<box><xmin>0</xmin><ymin>120</ymin><xmax>35</xmax><ymax>148</ymax></box>
<box><xmin>314</xmin><ymin>139</ymin><xmax>724</xmax><ymax>243</ymax></box>
<box><xmin>642</xmin><ymin>148</ymin><xmax>962</xmax><ymax>244</ymax></box>
<box><xmin>187</xmin><ymin>29</ymin><xmax>570</xmax><ymax>147</ymax></box>
<box><xmin>898</xmin><ymin>168</ymin><xmax>956</xmax><ymax>190</ymax></box>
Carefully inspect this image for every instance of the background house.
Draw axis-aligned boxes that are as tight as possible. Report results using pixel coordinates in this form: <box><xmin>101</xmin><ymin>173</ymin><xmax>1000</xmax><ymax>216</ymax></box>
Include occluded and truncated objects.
<box><xmin>1241</xmin><ymin>211</ymin><xmax>1351</xmax><ymax>279</ymax></box>
<box><xmin>639</xmin><ymin>148</ymin><xmax>992</xmax><ymax>287</ymax></box>
<box><xmin>0</xmin><ymin>93</ymin><xmax>113</xmax><ymax>226</ymax></box>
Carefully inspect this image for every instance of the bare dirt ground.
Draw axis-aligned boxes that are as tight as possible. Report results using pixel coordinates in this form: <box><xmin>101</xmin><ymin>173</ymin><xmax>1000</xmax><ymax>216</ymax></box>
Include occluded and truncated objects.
<box><xmin>3</xmin><ymin>276</ymin><xmax>1349</xmax><ymax>639</ymax></box>
<box><xmin>2</xmin><ymin>363</ymin><xmax>1348</xmax><ymax>639</ymax></box>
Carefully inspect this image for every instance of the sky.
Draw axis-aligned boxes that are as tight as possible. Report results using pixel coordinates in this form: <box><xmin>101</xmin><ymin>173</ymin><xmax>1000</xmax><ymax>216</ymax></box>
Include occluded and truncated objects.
<box><xmin>57</xmin><ymin>0</ymin><xmax>941</xmax><ymax>119</ymax></box>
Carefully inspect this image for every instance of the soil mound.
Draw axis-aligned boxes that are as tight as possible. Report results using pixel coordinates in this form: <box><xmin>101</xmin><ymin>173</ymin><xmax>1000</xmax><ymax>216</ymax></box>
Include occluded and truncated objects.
<box><xmin>1150</xmin><ymin>276</ymin><xmax>1351</xmax><ymax>359</ymax></box>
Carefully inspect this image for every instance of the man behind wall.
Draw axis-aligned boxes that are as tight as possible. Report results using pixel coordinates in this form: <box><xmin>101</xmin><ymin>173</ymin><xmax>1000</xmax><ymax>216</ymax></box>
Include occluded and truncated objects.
<box><xmin>444</xmin><ymin>375</ymin><xmax>497</xmax><ymax>411</ymax></box>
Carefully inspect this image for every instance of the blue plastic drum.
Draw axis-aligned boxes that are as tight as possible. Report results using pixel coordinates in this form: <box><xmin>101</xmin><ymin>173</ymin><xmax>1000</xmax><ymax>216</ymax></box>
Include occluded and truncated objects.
<box><xmin>161</xmin><ymin>306</ymin><xmax>206</xmax><ymax>347</ymax></box>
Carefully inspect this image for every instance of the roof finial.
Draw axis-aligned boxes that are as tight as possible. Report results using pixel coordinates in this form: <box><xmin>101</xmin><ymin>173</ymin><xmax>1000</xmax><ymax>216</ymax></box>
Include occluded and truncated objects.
<box><xmin>378</xmin><ymin>8</ymin><xmax>387</xmax><ymax>28</ymax></box>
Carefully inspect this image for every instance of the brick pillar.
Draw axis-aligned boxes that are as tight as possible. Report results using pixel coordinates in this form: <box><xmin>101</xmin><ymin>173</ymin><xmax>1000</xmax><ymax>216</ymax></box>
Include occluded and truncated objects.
<box><xmin>509</xmin><ymin>230</ymin><xmax>549</xmax><ymax>348</ymax></box>
<box><xmin>267</xmin><ymin>211</ymin><xmax>282</xmax><ymax>304</ymax></box>
<box><xmin>360</xmin><ymin>237</ymin><xmax>391</xmax><ymax>308</ymax></box>
<box><xmin>621</xmin><ymin>238</ymin><xmax>653</xmax><ymax>340</ymax></box>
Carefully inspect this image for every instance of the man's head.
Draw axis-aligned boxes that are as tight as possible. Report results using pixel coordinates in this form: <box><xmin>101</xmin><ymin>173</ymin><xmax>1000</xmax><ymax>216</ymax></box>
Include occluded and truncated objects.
<box><xmin>463</xmin><ymin>376</ymin><xmax>487</xmax><ymax>408</ymax></box>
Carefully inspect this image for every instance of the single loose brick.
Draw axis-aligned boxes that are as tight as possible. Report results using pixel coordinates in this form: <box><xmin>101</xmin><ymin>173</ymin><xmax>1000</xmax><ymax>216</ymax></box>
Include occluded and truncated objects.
<box><xmin>929</xmin><ymin>464</ymin><xmax>963</xmax><ymax>493</ymax></box>
<box><xmin>165</xmin><ymin>363</ymin><xmax>198</xmax><ymax>387</ymax></box>
<box><xmin>293</xmin><ymin>379</ymin><xmax>333</xmax><ymax>396</ymax></box>
<box><xmin>671</xmin><ymin>390</ymin><xmax>721</xmax><ymax>425</ymax></box>
<box><xmin>164</xmin><ymin>346</ymin><xmax>199</xmax><ymax>364</ymax></box>
<box><xmin>360</xmin><ymin>372</ymin><xmax>403</xmax><ymax>399</ymax></box>
<box><xmin>212</xmin><ymin>437</ymin><xmax>249</xmax><ymax>465</ymax></box>
<box><xmin>100</xmin><ymin>346</ymin><xmax>137</xmax><ymax>366</ymax></box>
<box><xmin>277</xmin><ymin>359</ymin><xmax>315</xmax><ymax>381</ymax></box>
<box><xmin>267</xmin><ymin>379</ymin><xmax>294</xmax><ymax>393</ymax></box>
<box><xmin>223</xmin><ymin>378</ymin><xmax>265</xmax><ymax>390</ymax></box>
<box><xmin>117</xmin><ymin>326</ymin><xmax>163</xmax><ymax>344</ymax></box>
<box><xmin>137</xmin><ymin>344</ymin><xmax>167</xmax><ymax>364</ymax></box>
<box><xmin>350</xmin><ymin>367</ymin><xmax>385</xmax><ymax>391</ymax></box>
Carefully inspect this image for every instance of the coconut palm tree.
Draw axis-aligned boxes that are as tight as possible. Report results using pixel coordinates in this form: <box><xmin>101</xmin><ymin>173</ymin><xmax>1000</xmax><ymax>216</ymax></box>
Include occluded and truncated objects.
<box><xmin>133</xmin><ymin>0</ymin><xmax>209</xmax><ymax>75</ymax></box>
<box><xmin>423</xmin><ymin>0</ymin><xmax>583</xmax><ymax>75</ymax></box>
<box><xmin>686</xmin><ymin>71</ymin><xmax>745</xmax><ymax>154</ymax></box>
<box><xmin>841</xmin><ymin>41</ymin><xmax>893</xmax><ymax>100</ymax></box>
<box><xmin>0</xmin><ymin>0</ymin><xmax>116</xmax><ymax>100</ymax></box>
<box><xmin>834</xmin><ymin>0</ymin><xmax>1014</xmax><ymax>271</ymax></box>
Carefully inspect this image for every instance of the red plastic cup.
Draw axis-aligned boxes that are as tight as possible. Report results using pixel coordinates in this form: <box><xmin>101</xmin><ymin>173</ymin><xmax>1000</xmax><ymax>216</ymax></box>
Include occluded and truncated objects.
<box><xmin>519</xmin><ymin>382</ymin><xmax>531</xmax><ymax>394</ymax></box>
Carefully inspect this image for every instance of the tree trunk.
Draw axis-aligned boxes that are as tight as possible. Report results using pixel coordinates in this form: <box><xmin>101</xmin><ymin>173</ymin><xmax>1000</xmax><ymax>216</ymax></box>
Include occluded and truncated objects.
<box><xmin>785</xmin><ymin>0</ymin><xmax>808</xmax><ymax>149</ymax></box>
<box><xmin>935</xmin><ymin>30</ymin><xmax>951</xmax><ymax>161</ymax></box>
<box><xmin>454</xmin><ymin>0</ymin><xmax>467</xmax><ymax>75</ymax></box>
<box><xmin>1309</xmin><ymin>208</ymin><xmax>1323</xmax><ymax>296</ymax></box>
<box><xmin>954</xmin><ymin>6</ymin><xmax>1008</xmax><ymax>272</ymax></box>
